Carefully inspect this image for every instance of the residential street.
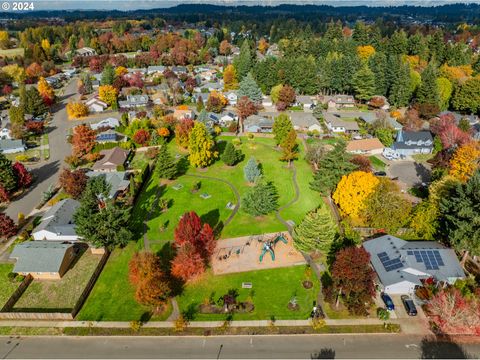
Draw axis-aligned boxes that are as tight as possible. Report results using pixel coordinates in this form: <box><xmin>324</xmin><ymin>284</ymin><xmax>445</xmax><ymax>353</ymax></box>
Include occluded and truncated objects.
<box><xmin>0</xmin><ymin>334</ymin><xmax>479</xmax><ymax>359</ymax></box>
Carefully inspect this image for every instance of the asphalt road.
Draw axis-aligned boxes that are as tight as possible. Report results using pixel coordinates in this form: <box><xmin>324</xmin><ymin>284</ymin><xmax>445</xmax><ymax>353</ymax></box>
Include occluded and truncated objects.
<box><xmin>1</xmin><ymin>334</ymin><xmax>479</xmax><ymax>359</ymax></box>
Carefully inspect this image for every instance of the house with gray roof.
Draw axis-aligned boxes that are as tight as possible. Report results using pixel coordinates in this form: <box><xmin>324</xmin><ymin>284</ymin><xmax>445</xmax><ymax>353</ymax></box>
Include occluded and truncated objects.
<box><xmin>32</xmin><ymin>199</ymin><xmax>80</xmax><ymax>242</ymax></box>
<box><xmin>244</xmin><ymin>115</ymin><xmax>274</xmax><ymax>133</ymax></box>
<box><xmin>289</xmin><ymin>112</ymin><xmax>322</xmax><ymax>132</ymax></box>
<box><xmin>0</xmin><ymin>139</ymin><xmax>26</xmax><ymax>154</ymax></box>
<box><xmin>10</xmin><ymin>242</ymin><xmax>78</xmax><ymax>280</ymax></box>
<box><xmin>363</xmin><ymin>235</ymin><xmax>465</xmax><ymax>294</ymax></box>
<box><xmin>118</xmin><ymin>94</ymin><xmax>149</xmax><ymax>109</ymax></box>
<box><xmin>392</xmin><ymin>130</ymin><xmax>433</xmax><ymax>156</ymax></box>
<box><xmin>358</xmin><ymin>112</ymin><xmax>403</xmax><ymax>131</ymax></box>
<box><xmin>147</xmin><ymin>65</ymin><xmax>166</xmax><ymax>74</ymax></box>
<box><xmin>86</xmin><ymin>171</ymin><xmax>130</xmax><ymax>200</ymax></box>
<box><xmin>324</xmin><ymin>113</ymin><xmax>359</xmax><ymax>133</ymax></box>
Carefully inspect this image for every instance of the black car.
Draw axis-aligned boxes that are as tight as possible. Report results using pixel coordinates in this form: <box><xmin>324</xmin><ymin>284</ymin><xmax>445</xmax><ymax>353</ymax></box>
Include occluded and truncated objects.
<box><xmin>381</xmin><ymin>292</ymin><xmax>395</xmax><ymax>311</ymax></box>
<box><xmin>401</xmin><ymin>295</ymin><xmax>418</xmax><ymax>316</ymax></box>
<box><xmin>374</xmin><ymin>171</ymin><xmax>387</xmax><ymax>177</ymax></box>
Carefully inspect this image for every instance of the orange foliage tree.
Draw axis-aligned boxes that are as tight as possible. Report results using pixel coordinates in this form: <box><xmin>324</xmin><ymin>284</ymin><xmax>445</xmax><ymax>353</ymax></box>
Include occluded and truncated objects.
<box><xmin>332</xmin><ymin>171</ymin><xmax>380</xmax><ymax>219</ymax></box>
<box><xmin>258</xmin><ymin>38</ymin><xmax>269</xmax><ymax>55</ymax></box>
<box><xmin>38</xmin><ymin>76</ymin><xmax>55</xmax><ymax>103</ymax></box>
<box><xmin>206</xmin><ymin>90</ymin><xmax>228</xmax><ymax>113</ymax></box>
<box><xmin>449</xmin><ymin>142</ymin><xmax>480</xmax><ymax>182</ymax></box>
<box><xmin>157</xmin><ymin>127</ymin><xmax>170</xmax><ymax>137</ymax></box>
<box><xmin>71</xmin><ymin>124</ymin><xmax>96</xmax><ymax>159</ymax></box>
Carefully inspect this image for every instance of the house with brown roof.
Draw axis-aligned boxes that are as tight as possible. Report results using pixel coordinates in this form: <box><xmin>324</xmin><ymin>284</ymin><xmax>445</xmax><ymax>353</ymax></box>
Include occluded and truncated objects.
<box><xmin>346</xmin><ymin>138</ymin><xmax>385</xmax><ymax>155</ymax></box>
<box><xmin>92</xmin><ymin>147</ymin><xmax>130</xmax><ymax>172</ymax></box>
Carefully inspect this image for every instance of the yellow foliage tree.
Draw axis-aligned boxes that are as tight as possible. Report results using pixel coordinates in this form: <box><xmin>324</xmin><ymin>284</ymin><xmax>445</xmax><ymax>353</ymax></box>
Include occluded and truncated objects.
<box><xmin>449</xmin><ymin>142</ymin><xmax>480</xmax><ymax>182</ymax></box>
<box><xmin>98</xmin><ymin>85</ymin><xmax>118</xmax><ymax>106</ymax></box>
<box><xmin>188</xmin><ymin>122</ymin><xmax>218</xmax><ymax>168</ymax></box>
<box><xmin>332</xmin><ymin>171</ymin><xmax>380</xmax><ymax>219</ymax></box>
<box><xmin>115</xmin><ymin>66</ymin><xmax>128</xmax><ymax>77</ymax></box>
<box><xmin>2</xmin><ymin>64</ymin><xmax>25</xmax><ymax>82</ymax></box>
<box><xmin>0</xmin><ymin>31</ymin><xmax>9</xmax><ymax>49</ymax></box>
<box><xmin>439</xmin><ymin>64</ymin><xmax>473</xmax><ymax>82</ymax></box>
<box><xmin>41</xmin><ymin>39</ymin><xmax>51</xmax><ymax>53</ymax></box>
<box><xmin>258</xmin><ymin>38</ymin><xmax>269</xmax><ymax>55</ymax></box>
<box><xmin>223</xmin><ymin>64</ymin><xmax>239</xmax><ymax>91</ymax></box>
<box><xmin>66</xmin><ymin>102</ymin><xmax>89</xmax><ymax>119</ymax></box>
<box><xmin>356</xmin><ymin>45</ymin><xmax>375</xmax><ymax>61</ymax></box>
<box><xmin>37</xmin><ymin>77</ymin><xmax>55</xmax><ymax>101</ymax></box>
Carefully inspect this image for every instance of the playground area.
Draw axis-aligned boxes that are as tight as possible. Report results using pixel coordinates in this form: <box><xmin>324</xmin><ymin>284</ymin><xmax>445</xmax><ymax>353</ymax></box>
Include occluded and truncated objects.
<box><xmin>212</xmin><ymin>232</ymin><xmax>306</xmax><ymax>275</ymax></box>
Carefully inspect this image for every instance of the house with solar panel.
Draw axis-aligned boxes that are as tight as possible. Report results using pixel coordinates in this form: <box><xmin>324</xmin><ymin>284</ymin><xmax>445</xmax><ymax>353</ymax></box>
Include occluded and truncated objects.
<box><xmin>363</xmin><ymin>235</ymin><xmax>465</xmax><ymax>294</ymax></box>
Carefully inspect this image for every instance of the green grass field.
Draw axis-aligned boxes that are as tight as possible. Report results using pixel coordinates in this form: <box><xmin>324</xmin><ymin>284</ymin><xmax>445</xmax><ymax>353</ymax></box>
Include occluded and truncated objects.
<box><xmin>177</xmin><ymin>265</ymin><xmax>318</xmax><ymax>321</ymax></box>
<box><xmin>0</xmin><ymin>264</ymin><xmax>19</xmax><ymax>307</ymax></box>
<box><xmin>369</xmin><ymin>155</ymin><xmax>386</xmax><ymax>171</ymax></box>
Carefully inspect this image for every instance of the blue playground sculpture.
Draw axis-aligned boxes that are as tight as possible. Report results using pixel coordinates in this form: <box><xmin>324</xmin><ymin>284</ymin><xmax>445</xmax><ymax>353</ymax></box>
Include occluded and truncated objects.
<box><xmin>259</xmin><ymin>233</ymin><xmax>288</xmax><ymax>262</ymax></box>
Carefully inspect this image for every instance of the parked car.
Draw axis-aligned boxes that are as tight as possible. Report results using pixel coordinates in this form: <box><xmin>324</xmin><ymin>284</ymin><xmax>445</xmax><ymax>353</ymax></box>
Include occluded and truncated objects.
<box><xmin>401</xmin><ymin>295</ymin><xmax>418</xmax><ymax>316</ymax></box>
<box><xmin>381</xmin><ymin>292</ymin><xmax>395</xmax><ymax>311</ymax></box>
<box><xmin>374</xmin><ymin>171</ymin><xmax>387</xmax><ymax>177</ymax></box>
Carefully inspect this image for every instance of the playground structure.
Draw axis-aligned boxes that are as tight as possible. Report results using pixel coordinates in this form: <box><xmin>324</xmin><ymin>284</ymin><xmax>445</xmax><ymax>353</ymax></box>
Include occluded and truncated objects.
<box><xmin>211</xmin><ymin>232</ymin><xmax>306</xmax><ymax>275</ymax></box>
<box><xmin>259</xmin><ymin>233</ymin><xmax>288</xmax><ymax>262</ymax></box>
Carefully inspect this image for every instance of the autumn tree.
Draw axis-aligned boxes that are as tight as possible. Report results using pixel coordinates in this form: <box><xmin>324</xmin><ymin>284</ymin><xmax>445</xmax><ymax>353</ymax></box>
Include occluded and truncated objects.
<box><xmin>293</xmin><ymin>202</ymin><xmax>337</xmax><ymax>253</ymax></box>
<box><xmin>172</xmin><ymin>120</ymin><xmax>192</xmax><ymax>150</ymax></box>
<box><xmin>26</xmin><ymin>63</ymin><xmax>43</xmax><ymax>79</ymax></box>
<box><xmin>236</xmin><ymin>96</ymin><xmax>257</xmax><ymax>133</ymax></box>
<box><xmin>258</xmin><ymin>38</ymin><xmax>269</xmax><ymax>54</ymax></box>
<box><xmin>280</xmin><ymin>129</ymin><xmax>298</xmax><ymax>166</ymax></box>
<box><xmin>206</xmin><ymin>90</ymin><xmax>227</xmax><ymax>113</ymax></box>
<box><xmin>37</xmin><ymin>77</ymin><xmax>55</xmax><ymax>104</ymax></box>
<box><xmin>171</xmin><ymin>245</ymin><xmax>206</xmax><ymax>282</ymax></box>
<box><xmin>277</xmin><ymin>84</ymin><xmax>296</xmax><ymax>111</ymax></box>
<box><xmin>59</xmin><ymin>168</ymin><xmax>88</xmax><ymax>199</ymax></box>
<box><xmin>331</xmin><ymin>246</ymin><xmax>376</xmax><ymax>315</ymax></box>
<box><xmin>356</xmin><ymin>45</ymin><xmax>375</xmax><ymax>60</ymax></box>
<box><xmin>430</xmin><ymin>114</ymin><xmax>470</xmax><ymax>149</ymax></box>
<box><xmin>350</xmin><ymin>155</ymin><xmax>371</xmax><ymax>172</ymax></box>
<box><xmin>155</xmin><ymin>144</ymin><xmax>177</xmax><ymax>180</ymax></box>
<box><xmin>0</xmin><ymin>213</ymin><xmax>17</xmax><ymax>239</ymax></box>
<box><xmin>223</xmin><ymin>64</ymin><xmax>238</xmax><ymax>91</ymax></box>
<box><xmin>272</xmin><ymin>113</ymin><xmax>293</xmax><ymax>145</ymax></box>
<box><xmin>449</xmin><ymin>142</ymin><xmax>480</xmax><ymax>182</ymax></box>
<box><xmin>98</xmin><ymin>85</ymin><xmax>118</xmax><ymax>107</ymax></box>
<box><xmin>219</xmin><ymin>40</ymin><xmax>231</xmax><ymax>55</ymax></box>
<box><xmin>24</xmin><ymin>87</ymin><xmax>48</xmax><ymax>116</ymax></box>
<box><xmin>270</xmin><ymin>84</ymin><xmax>283</xmax><ymax>104</ymax></box>
<box><xmin>71</xmin><ymin>124</ymin><xmax>96</xmax><ymax>159</ymax></box>
<box><xmin>67</xmin><ymin>102</ymin><xmax>89</xmax><ymax>119</ymax></box>
<box><xmin>242</xmin><ymin>181</ymin><xmax>279</xmax><ymax>216</ymax></box>
<box><xmin>12</xmin><ymin>162</ymin><xmax>32</xmax><ymax>189</ymax></box>
<box><xmin>132</xmin><ymin>129</ymin><xmax>151</xmax><ymax>146</ymax></box>
<box><xmin>0</xmin><ymin>185</ymin><xmax>9</xmax><ymax>203</ymax></box>
<box><xmin>188</xmin><ymin>122</ymin><xmax>217</xmax><ymax>168</ymax></box>
<box><xmin>332</xmin><ymin>171</ymin><xmax>379</xmax><ymax>219</ymax></box>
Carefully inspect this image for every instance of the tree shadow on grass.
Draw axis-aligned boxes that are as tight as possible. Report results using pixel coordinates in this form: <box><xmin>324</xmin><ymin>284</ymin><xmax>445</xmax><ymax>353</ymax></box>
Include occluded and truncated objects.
<box><xmin>130</xmin><ymin>182</ymin><xmax>166</xmax><ymax>238</ymax></box>
<box><xmin>176</xmin><ymin>156</ymin><xmax>190</xmax><ymax>177</ymax></box>
<box><xmin>326</xmin><ymin>234</ymin><xmax>355</xmax><ymax>267</ymax></box>
<box><xmin>201</xmin><ymin>209</ymin><xmax>224</xmax><ymax>237</ymax></box>
<box><xmin>156</xmin><ymin>242</ymin><xmax>185</xmax><ymax>298</ymax></box>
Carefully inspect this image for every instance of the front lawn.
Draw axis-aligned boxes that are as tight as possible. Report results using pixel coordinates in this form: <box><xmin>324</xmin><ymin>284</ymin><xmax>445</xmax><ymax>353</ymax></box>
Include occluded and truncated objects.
<box><xmin>0</xmin><ymin>264</ymin><xmax>18</xmax><ymax>307</ymax></box>
<box><xmin>369</xmin><ymin>155</ymin><xmax>386</xmax><ymax>171</ymax></box>
<box><xmin>177</xmin><ymin>265</ymin><xmax>318</xmax><ymax>321</ymax></box>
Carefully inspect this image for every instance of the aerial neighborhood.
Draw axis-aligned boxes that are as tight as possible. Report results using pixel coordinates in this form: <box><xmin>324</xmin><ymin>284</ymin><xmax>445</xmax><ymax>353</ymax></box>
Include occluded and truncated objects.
<box><xmin>0</xmin><ymin>2</ymin><xmax>479</xmax><ymax>346</ymax></box>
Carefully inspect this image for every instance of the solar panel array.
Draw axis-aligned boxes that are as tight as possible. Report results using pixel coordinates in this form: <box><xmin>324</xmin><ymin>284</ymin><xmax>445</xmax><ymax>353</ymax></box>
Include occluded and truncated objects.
<box><xmin>406</xmin><ymin>250</ymin><xmax>444</xmax><ymax>270</ymax></box>
<box><xmin>377</xmin><ymin>252</ymin><xmax>403</xmax><ymax>272</ymax></box>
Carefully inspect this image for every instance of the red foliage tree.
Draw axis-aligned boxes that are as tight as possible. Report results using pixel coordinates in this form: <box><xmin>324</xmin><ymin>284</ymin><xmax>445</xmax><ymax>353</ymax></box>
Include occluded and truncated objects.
<box><xmin>2</xmin><ymin>84</ymin><xmax>12</xmax><ymax>95</ymax></box>
<box><xmin>59</xmin><ymin>168</ymin><xmax>88</xmax><ymax>199</ymax></box>
<box><xmin>350</xmin><ymin>155</ymin><xmax>372</xmax><ymax>172</ymax></box>
<box><xmin>431</xmin><ymin>115</ymin><xmax>471</xmax><ymax>149</ymax></box>
<box><xmin>368</xmin><ymin>96</ymin><xmax>386</xmax><ymax>109</ymax></box>
<box><xmin>331</xmin><ymin>246</ymin><xmax>376</xmax><ymax>315</ymax></box>
<box><xmin>426</xmin><ymin>287</ymin><xmax>480</xmax><ymax>335</ymax></box>
<box><xmin>184</xmin><ymin>77</ymin><xmax>197</xmax><ymax>94</ymax></box>
<box><xmin>12</xmin><ymin>162</ymin><xmax>32</xmax><ymax>188</ymax></box>
<box><xmin>89</xmin><ymin>57</ymin><xmax>104</xmax><ymax>73</ymax></box>
<box><xmin>277</xmin><ymin>85</ymin><xmax>296</xmax><ymax>110</ymax></box>
<box><xmin>0</xmin><ymin>184</ymin><xmax>9</xmax><ymax>203</ymax></box>
<box><xmin>71</xmin><ymin>124</ymin><xmax>97</xmax><ymax>159</ymax></box>
<box><xmin>132</xmin><ymin>129</ymin><xmax>151</xmax><ymax>146</ymax></box>
<box><xmin>112</xmin><ymin>76</ymin><xmax>128</xmax><ymax>91</ymax></box>
<box><xmin>0</xmin><ymin>213</ymin><xmax>17</xmax><ymax>239</ymax></box>
<box><xmin>236</xmin><ymin>96</ymin><xmax>257</xmax><ymax>132</ymax></box>
<box><xmin>126</xmin><ymin>72</ymin><xmax>144</xmax><ymax>88</ymax></box>
<box><xmin>171</xmin><ymin>244</ymin><xmax>206</xmax><ymax>282</ymax></box>
<box><xmin>25</xmin><ymin>120</ymin><xmax>45</xmax><ymax>135</ymax></box>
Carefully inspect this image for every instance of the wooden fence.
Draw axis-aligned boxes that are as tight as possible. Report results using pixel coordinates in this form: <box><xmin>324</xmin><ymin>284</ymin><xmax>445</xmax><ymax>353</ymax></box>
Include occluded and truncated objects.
<box><xmin>0</xmin><ymin>250</ymin><xmax>110</xmax><ymax>320</ymax></box>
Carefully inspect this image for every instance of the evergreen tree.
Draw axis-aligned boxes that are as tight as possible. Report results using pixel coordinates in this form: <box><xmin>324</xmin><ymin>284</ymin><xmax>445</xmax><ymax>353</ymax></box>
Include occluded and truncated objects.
<box><xmin>352</xmin><ymin>64</ymin><xmax>376</xmax><ymax>101</ymax></box>
<box><xmin>8</xmin><ymin>105</ymin><xmax>24</xmax><ymax>125</ymax></box>
<box><xmin>24</xmin><ymin>87</ymin><xmax>48</xmax><ymax>116</ymax></box>
<box><xmin>369</xmin><ymin>52</ymin><xmax>388</xmax><ymax>96</ymax></box>
<box><xmin>389</xmin><ymin>62</ymin><xmax>412</xmax><ymax>107</ymax></box>
<box><xmin>237</xmin><ymin>72</ymin><xmax>263</xmax><ymax>104</ymax></box>
<box><xmin>280</xmin><ymin>129</ymin><xmax>298</xmax><ymax>166</ymax></box>
<box><xmin>101</xmin><ymin>64</ymin><xmax>115</xmax><ymax>85</ymax></box>
<box><xmin>310</xmin><ymin>141</ymin><xmax>357</xmax><ymax>195</ymax></box>
<box><xmin>155</xmin><ymin>144</ymin><xmax>177</xmax><ymax>179</ymax></box>
<box><xmin>221</xmin><ymin>142</ymin><xmax>241</xmax><ymax>166</ymax></box>
<box><xmin>272</xmin><ymin>113</ymin><xmax>293</xmax><ymax>145</ymax></box>
<box><xmin>81</xmin><ymin>73</ymin><xmax>93</xmax><ymax>94</ymax></box>
<box><xmin>242</xmin><ymin>181</ymin><xmax>279</xmax><ymax>216</ymax></box>
<box><xmin>417</xmin><ymin>63</ymin><xmax>440</xmax><ymax>107</ymax></box>
<box><xmin>234</xmin><ymin>40</ymin><xmax>253</xmax><ymax>80</ymax></box>
<box><xmin>252</xmin><ymin>56</ymin><xmax>278</xmax><ymax>94</ymax></box>
<box><xmin>244</xmin><ymin>157</ymin><xmax>261</xmax><ymax>183</ymax></box>
<box><xmin>0</xmin><ymin>153</ymin><xmax>16</xmax><ymax>192</ymax></box>
<box><xmin>293</xmin><ymin>203</ymin><xmax>337</xmax><ymax>252</ymax></box>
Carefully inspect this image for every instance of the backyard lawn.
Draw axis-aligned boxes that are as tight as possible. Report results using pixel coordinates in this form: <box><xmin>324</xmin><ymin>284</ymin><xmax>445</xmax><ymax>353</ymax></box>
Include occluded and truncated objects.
<box><xmin>176</xmin><ymin>265</ymin><xmax>318</xmax><ymax>321</ymax></box>
<box><xmin>13</xmin><ymin>250</ymin><xmax>102</xmax><ymax>311</ymax></box>
<box><xmin>0</xmin><ymin>264</ymin><xmax>19</xmax><ymax>307</ymax></box>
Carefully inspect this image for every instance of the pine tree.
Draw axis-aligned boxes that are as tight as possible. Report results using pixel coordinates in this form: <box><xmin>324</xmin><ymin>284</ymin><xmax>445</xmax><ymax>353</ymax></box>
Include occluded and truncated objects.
<box><xmin>221</xmin><ymin>142</ymin><xmax>241</xmax><ymax>166</ymax></box>
<box><xmin>352</xmin><ymin>64</ymin><xmax>376</xmax><ymax>101</ymax></box>
<box><xmin>101</xmin><ymin>64</ymin><xmax>115</xmax><ymax>85</ymax></box>
<box><xmin>417</xmin><ymin>63</ymin><xmax>440</xmax><ymax>107</ymax></box>
<box><xmin>155</xmin><ymin>144</ymin><xmax>177</xmax><ymax>180</ymax></box>
<box><xmin>242</xmin><ymin>181</ymin><xmax>279</xmax><ymax>216</ymax></box>
<box><xmin>234</xmin><ymin>40</ymin><xmax>253</xmax><ymax>80</ymax></box>
<box><xmin>272</xmin><ymin>113</ymin><xmax>293</xmax><ymax>145</ymax></box>
<box><xmin>237</xmin><ymin>72</ymin><xmax>263</xmax><ymax>104</ymax></box>
<box><xmin>244</xmin><ymin>157</ymin><xmax>261</xmax><ymax>183</ymax></box>
<box><xmin>369</xmin><ymin>52</ymin><xmax>388</xmax><ymax>96</ymax></box>
<box><xmin>388</xmin><ymin>62</ymin><xmax>412</xmax><ymax>108</ymax></box>
<box><xmin>81</xmin><ymin>73</ymin><xmax>93</xmax><ymax>94</ymax></box>
<box><xmin>310</xmin><ymin>141</ymin><xmax>357</xmax><ymax>196</ymax></box>
<box><xmin>293</xmin><ymin>203</ymin><xmax>337</xmax><ymax>252</ymax></box>
<box><xmin>24</xmin><ymin>87</ymin><xmax>48</xmax><ymax>116</ymax></box>
<box><xmin>0</xmin><ymin>153</ymin><xmax>17</xmax><ymax>192</ymax></box>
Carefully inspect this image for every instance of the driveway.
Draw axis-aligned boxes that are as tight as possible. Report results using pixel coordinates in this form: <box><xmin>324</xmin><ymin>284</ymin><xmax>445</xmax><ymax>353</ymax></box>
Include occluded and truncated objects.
<box><xmin>3</xmin><ymin>78</ymin><xmax>79</xmax><ymax>220</ymax></box>
<box><xmin>388</xmin><ymin>161</ymin><xmax>431</xmax><ymax>188</ymax></box>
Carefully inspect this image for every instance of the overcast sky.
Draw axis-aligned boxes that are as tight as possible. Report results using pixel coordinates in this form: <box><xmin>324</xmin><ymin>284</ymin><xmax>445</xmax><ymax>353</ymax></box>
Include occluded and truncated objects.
<box><xmin>27</xmin><ymin>0</ymin><xmax>480</xmax><ymax>11</ymax></box>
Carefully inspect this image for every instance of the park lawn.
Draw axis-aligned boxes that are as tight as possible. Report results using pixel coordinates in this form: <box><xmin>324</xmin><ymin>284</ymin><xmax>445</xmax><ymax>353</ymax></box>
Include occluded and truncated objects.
<box><xmin>369</xmin><ymin>155</ymin><xmax>386</xmax><ymax>171</ymax></box>
<box><xmin>305</xmin><ymin>137</ymin><xmax>339</xmax><ymax>146</ymax></box>
<box><xmin>77</xmin><ymin>242</ymin><xmax>172</xmax><ymax>321</ymax></box>
<box><xmin>177</xmin><ymin>265</ymin><xmax>318</xmax><ymax>321</ymax></box>
<box><xmin>0</xmin><ymin>264</ymin><xmax>18</xmax><ymax>306</ymax></box>
<box><xmin>14</xmin><ymin>251</ymin><xmax>102</xmax><ymax>311</ymax></box>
